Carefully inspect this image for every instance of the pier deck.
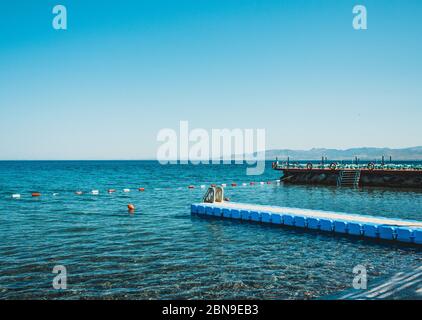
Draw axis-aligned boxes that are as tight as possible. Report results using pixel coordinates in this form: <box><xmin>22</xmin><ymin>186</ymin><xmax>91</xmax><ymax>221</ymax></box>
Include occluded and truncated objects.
<box><xmin>191</xmin><ymin>202</ymin><xmax>422</xmax><ymax>245</ymax></box>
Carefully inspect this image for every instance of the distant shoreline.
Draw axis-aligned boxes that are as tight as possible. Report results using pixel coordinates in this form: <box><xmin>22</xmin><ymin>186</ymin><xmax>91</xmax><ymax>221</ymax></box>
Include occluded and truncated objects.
<box><xmin>2</xmin><ymin>147</ymin><xmax>421</xmax><ymax>162</ymax></box>
<box><xmin>248</xmin><ymin>146</ymin><xmax>422</xmax><ymax>161</ymax></box>
<box><xmin>1</xmin><ymin>159</ymin><xmax>422</xmax><ymax>163</ymax></box>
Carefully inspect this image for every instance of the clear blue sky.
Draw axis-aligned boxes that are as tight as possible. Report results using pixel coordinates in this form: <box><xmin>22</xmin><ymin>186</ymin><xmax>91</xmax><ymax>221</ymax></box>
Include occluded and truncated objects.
<box><xmin>0</xmin><ymin>0</ymin><xmax>421</xmax><ymax>160</ymax></box>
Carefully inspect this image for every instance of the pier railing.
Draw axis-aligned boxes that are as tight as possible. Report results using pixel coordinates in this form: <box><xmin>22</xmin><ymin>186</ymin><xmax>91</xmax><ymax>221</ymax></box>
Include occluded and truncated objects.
<box><xmin>273</xmin><ymin>162</ymin><xmax>422</xmax><ymax>171</ymax></box>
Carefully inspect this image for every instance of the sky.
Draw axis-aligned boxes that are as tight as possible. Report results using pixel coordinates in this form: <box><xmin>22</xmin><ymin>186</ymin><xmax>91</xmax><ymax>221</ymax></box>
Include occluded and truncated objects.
<box><xmin>0</xmin><ymin>0</ymin><xmax>421</xmax><ymax>160</ymax></box>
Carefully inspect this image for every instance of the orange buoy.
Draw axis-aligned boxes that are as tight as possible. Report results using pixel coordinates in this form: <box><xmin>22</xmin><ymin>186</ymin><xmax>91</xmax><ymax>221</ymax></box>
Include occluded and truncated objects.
<box><xmin>128</xmin><ymin>204</ymin><xmax>135</xmax><ymax>212</ymax></box>
<box><xmin>32</xmin><ymin>192</ymin><xmax>41</xmax><ymax>197</ymax></box>
<box><xmin>108</xmin><ymin>189</ymin><xmax>116</xmax><ymax>193</ymax></box>
<box><xmin>231</xmin><ymin>183</ymin><xmax>237</xmax><ymax>187</ymax></box>
<box><xmin>224</xmin><ymin>197</ymin><xmax>230</xmax><ymax>202</ymax></box>
<box><xmin>211</xmin><ymin>184</ymin><xmax>216</xmax><ymax>187</ymax></box>
<box><xmin>267</xmin><ymin>181</ymin><xmax>272</xmax><ymax>184</ymax></box>
<box><xmin>250</xmin><ymin>182</ymin><xmax>255</xmax><ymax>185</ymax></box>
<box><xmin>188</xmin><ymin>185</ymin><xmax>194</xmax><ymax>189</ymax></box>
<box><xmin>138</xmin><ymin>187</ymin><xmax>145</xmax><ymax>192</ymax></box>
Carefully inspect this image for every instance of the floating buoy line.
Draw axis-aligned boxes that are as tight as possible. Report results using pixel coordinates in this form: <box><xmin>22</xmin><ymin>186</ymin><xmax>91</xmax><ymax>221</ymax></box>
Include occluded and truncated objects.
<box><xmin>7</xmin><ymin>180</ymin><xmax>280</xmax><ymax>199</ymax></box>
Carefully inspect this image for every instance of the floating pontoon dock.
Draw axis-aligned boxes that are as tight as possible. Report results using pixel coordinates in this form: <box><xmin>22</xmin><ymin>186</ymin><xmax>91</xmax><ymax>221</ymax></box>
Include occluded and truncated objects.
<box><xmin>191</xmin><ymin>202</ymin><xmax>422</xmax><ymax>245</ymax></box>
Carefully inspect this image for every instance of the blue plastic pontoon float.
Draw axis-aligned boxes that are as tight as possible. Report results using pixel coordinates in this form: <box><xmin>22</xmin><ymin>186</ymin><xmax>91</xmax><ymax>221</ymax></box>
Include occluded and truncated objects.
<box><xmin>191</xmin><ymin>201</ymin><xmax>422</xmax><ymax>246</ymax></box>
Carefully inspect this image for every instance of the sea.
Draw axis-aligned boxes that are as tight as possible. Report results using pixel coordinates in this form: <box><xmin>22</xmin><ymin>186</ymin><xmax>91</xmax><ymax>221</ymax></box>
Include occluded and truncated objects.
<box><xmin>0</xmin><ymin>160</ymin><xmax>421</xmax><ymax>299</ymax></box>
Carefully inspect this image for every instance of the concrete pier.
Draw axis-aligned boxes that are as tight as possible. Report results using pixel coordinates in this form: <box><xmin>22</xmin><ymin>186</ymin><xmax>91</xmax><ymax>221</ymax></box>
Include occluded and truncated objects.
<box><xmin>276</xmin><ymin>168</ymin><xmax>422</xmax><ymax>188</ymax></box>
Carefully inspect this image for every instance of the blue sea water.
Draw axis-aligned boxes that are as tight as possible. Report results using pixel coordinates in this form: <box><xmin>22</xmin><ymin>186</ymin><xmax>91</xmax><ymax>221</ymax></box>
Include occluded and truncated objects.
<box><xmin>0</xmin><ymin>160</ymin><xmax>421</xmax><ymax>299</ymax></box>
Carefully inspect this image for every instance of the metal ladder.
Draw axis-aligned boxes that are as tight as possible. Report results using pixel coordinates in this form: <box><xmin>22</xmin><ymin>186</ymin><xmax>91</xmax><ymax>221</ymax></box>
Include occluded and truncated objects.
<box><xmin>337</xmin><ymin>169</ymin><xmax>361</xmax><ymax>188</ymax></box>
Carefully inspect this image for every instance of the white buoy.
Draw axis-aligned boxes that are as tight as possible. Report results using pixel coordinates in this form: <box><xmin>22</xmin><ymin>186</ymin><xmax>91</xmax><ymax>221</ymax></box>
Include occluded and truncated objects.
<box><xmin>12</xmin><ymin>194</ymin><xmax>21</xmax><ymax>199</ymax></box>
<box><xmin>200</xmin><ymin>185</ymin><xmax>206</xmax><ymax>189</ymax></box>
<box><xmin>91</xmin><ymin>190</ymin><xmax>99</xmax><ymax>195</ymax></box>
<box><xmin>242</xmin><ymin>183</ymin><xmax>247</xmax><ymax>186</ymax></box>
<box><xmin>222</xmin><ymin>183</ymin><xmax>227</xmax><ymax>187</ymax></box>
<box><xmin>123</xmin><ymin>188</ymin><xmax>130</xmax><ymax>193</ymax></box>
<box><xmin>260</xmin><ymin>181</ymin><xmax>265</xmax><ymax>185</ymax></box>
<box><xmin>53</xmin><ymin>193</ymin><xmax>59</xmax><ymax>196</ymax></box>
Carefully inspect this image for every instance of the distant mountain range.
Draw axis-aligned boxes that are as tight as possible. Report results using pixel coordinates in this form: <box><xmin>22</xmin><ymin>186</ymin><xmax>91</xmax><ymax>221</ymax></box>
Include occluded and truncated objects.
<box><xmin>248</xmin><ymin>147</ymin><xmax>422</xmax><ymax>161</ymax></box>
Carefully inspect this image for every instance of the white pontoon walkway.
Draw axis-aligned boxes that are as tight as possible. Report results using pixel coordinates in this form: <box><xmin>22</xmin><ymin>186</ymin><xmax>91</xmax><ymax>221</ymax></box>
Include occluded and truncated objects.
<box><xmin>191</xmin><ymin>202</ymin><xmax>422</xmax><ymax>245</ymax></box>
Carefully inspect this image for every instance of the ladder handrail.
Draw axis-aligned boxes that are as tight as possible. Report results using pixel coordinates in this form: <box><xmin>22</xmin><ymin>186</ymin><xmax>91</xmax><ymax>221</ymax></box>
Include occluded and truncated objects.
<box><xmin>338</xmin><ymin>169</ymin><xmax>361</xmax><ymax>188</ymax></box>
